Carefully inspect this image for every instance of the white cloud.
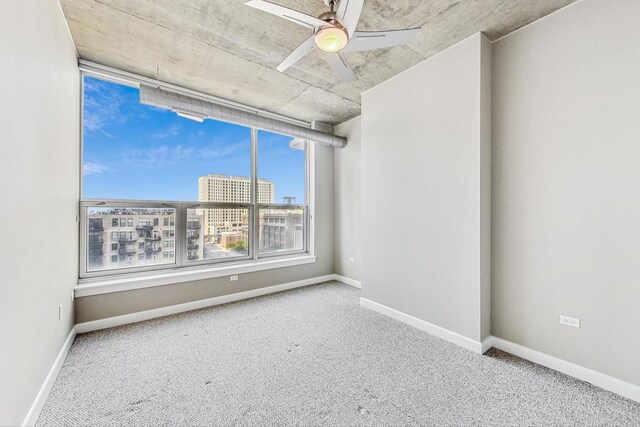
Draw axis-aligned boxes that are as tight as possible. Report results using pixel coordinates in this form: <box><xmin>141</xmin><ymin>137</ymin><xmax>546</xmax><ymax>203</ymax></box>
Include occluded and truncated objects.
<box><xmin>173</xmin><ymin>145</ymin><xmax>194</xmax><ymax>159</ymax></box>
<box><xmin>83</xmin><ymin>87</ymin><xmax>126</xmax><ymax>133</ymax></box>
<box><xmin>122</xmin><ymin>146</ymin><xmax>169</xmax><ymax>167</ymax></box>
<box><xmin>199</xmin><ymin>142</ymin><xmax>247</xmax><ymax>159</ymax></box>
<box><xmin>83</xmin><ymin>162</ymin><xmax>110</xmax><ymax>176</ymax></box>
<box><xmin>154</xmin><ymin>124</ymin><xmax>181</xmax><ymax>139</ymax></box>
<box><xmin>83</xmin><ymin>77</ymin><xmax>138</xmax><ymax>134</ymax></box>
<box><xmin>122</xmin><ymin>145</ymin><xmax>196</xmax><ymax>168</ymax></box>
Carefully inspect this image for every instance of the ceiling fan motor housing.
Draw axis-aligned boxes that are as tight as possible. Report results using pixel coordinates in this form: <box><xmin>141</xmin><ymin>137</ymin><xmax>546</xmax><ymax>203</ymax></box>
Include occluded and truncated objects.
<box><xmin>315</xmin><ymin>9</ymin><xmax>345</xmax><ymax>38</ymax></box>
<box><xmin>318</xmin><ymin>11</ymin><xmax>338</xmax><ymax>25</ymax></box>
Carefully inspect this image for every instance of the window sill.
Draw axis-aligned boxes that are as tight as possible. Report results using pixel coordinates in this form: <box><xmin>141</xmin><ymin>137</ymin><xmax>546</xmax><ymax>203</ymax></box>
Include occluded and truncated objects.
<box><xmin>75</xmin><ymin>255</ymin><xmax>317</xmax><ymax>297</ymax></box>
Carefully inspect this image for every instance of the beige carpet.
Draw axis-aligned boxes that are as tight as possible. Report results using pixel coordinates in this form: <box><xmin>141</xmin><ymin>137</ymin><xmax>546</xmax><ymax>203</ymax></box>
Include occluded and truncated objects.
<box><xmin>38</xmin><ymin>281</ymin><xmax>640</xmax><ymax>426</ymax></box>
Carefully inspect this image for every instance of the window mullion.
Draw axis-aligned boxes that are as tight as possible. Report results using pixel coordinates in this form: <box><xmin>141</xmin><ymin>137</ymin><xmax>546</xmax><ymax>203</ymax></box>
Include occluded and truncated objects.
<box><xmin>176</xmin><ymin>203</ymin><xmax>185</xmax><ymax>268</ymax></box>
<box><xmin>251</xmin><ymin>128</ymin><xmax>258</xmax><ymax>260</ymax></box>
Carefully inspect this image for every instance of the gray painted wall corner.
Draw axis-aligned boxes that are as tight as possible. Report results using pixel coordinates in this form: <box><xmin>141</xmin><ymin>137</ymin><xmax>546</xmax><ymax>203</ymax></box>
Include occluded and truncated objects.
<box><xmin>359</xmin><ymin>33</ymin><xmax>491</xmax><ymax>343</ymax></box>
<box><xmin>333</xmin><ymin>116</ymin><xmax>362</xmax><ymax>282</ymax></box>
<box><xmin>480</xmin><ymin>34</ymin><xmax>493</xmax><ymax>341</ymax></box>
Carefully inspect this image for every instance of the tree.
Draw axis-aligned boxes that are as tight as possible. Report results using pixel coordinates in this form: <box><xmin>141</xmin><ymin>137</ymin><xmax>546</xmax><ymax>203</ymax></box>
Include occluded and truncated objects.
<box><xmin>225</xmin><ymin>240</ymin><xmax>247</xmax><ymax>252</ymax></box>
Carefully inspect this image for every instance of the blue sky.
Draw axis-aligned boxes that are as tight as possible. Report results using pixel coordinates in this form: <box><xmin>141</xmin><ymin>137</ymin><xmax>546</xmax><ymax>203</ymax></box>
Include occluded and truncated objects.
<box><xmin>83</xmin><ymin>76</ymin><xmax>305</xmax><ymax>202</ymax></box>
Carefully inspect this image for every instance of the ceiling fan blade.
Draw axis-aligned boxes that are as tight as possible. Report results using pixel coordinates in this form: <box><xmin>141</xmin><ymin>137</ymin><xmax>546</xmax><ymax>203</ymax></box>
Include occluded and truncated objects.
<box><xmin>245</xmin><ymin>0</ymin><xmax>328</xmax><ymax>29</ymax></box>
<box><xmin>342</xmin><ymin>28</ymin><xmax>421</xmax><ymax>52</ymax></box>
<box><xmin>336</xmin><ymin>0</ymin><xmax>364</xmax><ymax>37</ymax></box>
<box><xmin>277</xmin><ymin>37</ymin><xmax>316</xmax><ymax>72</ymax></box>
<box><xmin>323</xmin><ymin>52</ymin><xmax>358</xmax><ymax>82</ymax></box>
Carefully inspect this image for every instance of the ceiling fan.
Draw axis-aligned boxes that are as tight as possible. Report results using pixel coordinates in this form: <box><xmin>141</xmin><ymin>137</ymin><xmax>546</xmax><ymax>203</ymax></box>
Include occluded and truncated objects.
<box><xmin>245</xmin><ymin>0</ymin><xmax>421</xmax><ymax>81</ymax></box>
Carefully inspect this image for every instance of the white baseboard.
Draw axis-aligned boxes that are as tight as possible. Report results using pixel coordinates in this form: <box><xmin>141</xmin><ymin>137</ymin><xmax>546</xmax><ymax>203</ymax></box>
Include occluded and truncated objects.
<box><xmin>489</xmin><ymin>336</ymin><xmax>640</xmax><ymax>403</ymax></box>
<box><xmin>22</xmin><ymin>326</ymin><xmax>77</xmax><ymax>427</ymax></box>
<box><xmin>359</xmin><ymin>297</ymin><xmax>484</xmax><ymax>354</ymax></box>
<box><xmin>331</xmin><ymin>274</ymin><xmax>362</xmax><ymax>288</ymax></box>
<box><xmin>76</xmin><ymin>274</ymin><xmax>336</xmax><ymax>334</ymax></box>
<box><xmin>481</xmin><ymin>336</ymin><xmax>493</xmax><ymax>354</ymax></box>
<box><xmin>358</xmin><ymin>299</ymin><xmax>639</xmax><ymax>402</ymax></box>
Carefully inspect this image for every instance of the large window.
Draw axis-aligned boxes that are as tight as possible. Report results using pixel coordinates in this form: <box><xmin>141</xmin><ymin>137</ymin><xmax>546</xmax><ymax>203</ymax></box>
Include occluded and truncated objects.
<box><xmin>80</xmin><ymin>75</ymin><xmax>309</xmax><ymax>278</ymax></box>
<box><xmin>257</xmin><ymin>130</ymin><xmax>306</xmax><ymax>255</ymax></box>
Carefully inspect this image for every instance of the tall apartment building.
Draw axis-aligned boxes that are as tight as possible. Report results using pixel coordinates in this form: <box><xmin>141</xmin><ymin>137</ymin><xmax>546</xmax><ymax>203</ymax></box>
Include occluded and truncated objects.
<box><xmin>186</xmin><ymin>216</ymin><xmax>204</xmax><ymax>261</ymax></box>
<box><xmin>197</xmin><ymin>174</ymin><xmax>274</xmax><ymax>239</ymax></box>
<box><xmin>87</xmin><ymin>208</ymin><xmax>204</xmax><ymax>271</ymax></box>
<box><xmin>259</xmin><ymin>209</ymin><xmax>304</xmax><ymax>253</ymax></box>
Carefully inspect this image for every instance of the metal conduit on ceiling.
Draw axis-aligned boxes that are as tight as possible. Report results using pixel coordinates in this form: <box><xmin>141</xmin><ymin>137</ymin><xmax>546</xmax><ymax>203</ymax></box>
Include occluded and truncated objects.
<box><xmin>139</xmin><ymin>84</ymin><xmax>346</xmax><ymax>148</ymax></box>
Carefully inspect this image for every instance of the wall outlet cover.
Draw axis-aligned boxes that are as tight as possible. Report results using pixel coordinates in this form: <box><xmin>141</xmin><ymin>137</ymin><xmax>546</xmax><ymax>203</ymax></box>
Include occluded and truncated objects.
<box><xmin>559</xmin><ymin>315</ymin><xmax>580</xmax><ymax>328</ymax></box>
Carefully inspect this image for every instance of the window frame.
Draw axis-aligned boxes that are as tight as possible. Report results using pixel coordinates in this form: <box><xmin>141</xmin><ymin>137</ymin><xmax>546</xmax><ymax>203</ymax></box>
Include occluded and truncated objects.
<box><xmin>256</xmin><ymin>205</ymin><xmax>309</xmax><ymax>258</ymax></box>
<box><xmin>78</xmin><ymin>71</ymin><xmax>313</xmax><ymax>280</ymax></box>
<box><xmin>182</xmin><ymin>202</ymin><xmax>254</xmax><ymax>268</ymax></box>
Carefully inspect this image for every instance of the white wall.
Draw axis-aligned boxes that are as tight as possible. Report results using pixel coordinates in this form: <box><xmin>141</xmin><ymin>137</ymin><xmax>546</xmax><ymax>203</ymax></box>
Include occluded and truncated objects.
<box><xmin>334</xmin><ymin>116</ymin><xmax>362</xmax><ymax>281</ymax></box>
<box><xmin>0</xmin><ymin>1</ymin><xmax>79</xmax><ymax>425</ymax></box>
<box><xmin>75</xmin><ymin>144</ymin><xmax>334</xmax><ymax>322</ymax></box>
<box><xmin>360</xmin><ymin>33</ymin><xmax>491</xmax><ymax>343</ymax></box>
<box><xmin>492</xmin><ymin>0</ymin><xmax>640</xmax><ymax>385</ymax></box>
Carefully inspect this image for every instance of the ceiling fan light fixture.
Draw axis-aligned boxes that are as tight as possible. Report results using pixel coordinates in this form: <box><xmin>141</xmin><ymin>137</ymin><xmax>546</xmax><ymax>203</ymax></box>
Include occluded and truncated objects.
<box><xmin>314</xmin><ymin>25</ymin><xmax>348</xmax><ymax>53</ymax></box>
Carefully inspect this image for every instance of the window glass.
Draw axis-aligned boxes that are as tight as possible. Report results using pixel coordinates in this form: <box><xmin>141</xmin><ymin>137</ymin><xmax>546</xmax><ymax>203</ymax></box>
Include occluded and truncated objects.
<box><xmin>259</xmin><ymin>208</ymin><xmax>305</xmax><ymax>255</ymax></box>
<box><xmin>81</xmin><ymin>75</ymin><xmax>310</xmax><ymax>277</ymax></box>
<box><xmin>86</xmin><ymin>206</ymin><xmax>176</xmax><ymax>272</ymax></box>
<box><xmin>82</xmin><ymin>76</ymin><xmax>250</xmax><ymax>201</ymax></box>
<box><xmin>257</xmin><ymin>130</ymin><xmax>305</xmax><ymax>205</ymax></box>
<box><xmin>187</xmin><ymin>208</ymin><xmax>249</xmax><ymax>261</ymax></box>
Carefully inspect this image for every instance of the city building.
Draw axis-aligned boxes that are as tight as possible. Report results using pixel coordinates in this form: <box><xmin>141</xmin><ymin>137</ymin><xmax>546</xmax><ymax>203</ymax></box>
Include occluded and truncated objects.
<box><xmin>259</xmin><ymin>209</ymin><xmax>304</xmax><ymax>253</ymax></box>
<box><xmin>87</xmin><ymin>208</ymin><xmax>203</xmax><ymax>270</ymax></box>
<box><xmin>186</xmin><ymin>215</ymin><xmax>205</xmax><ymax>261</ymax></box>
<box><xmin>197</xmin><ymin>174</ymin><xmax>274</xmax><ymax>241</ymax></box>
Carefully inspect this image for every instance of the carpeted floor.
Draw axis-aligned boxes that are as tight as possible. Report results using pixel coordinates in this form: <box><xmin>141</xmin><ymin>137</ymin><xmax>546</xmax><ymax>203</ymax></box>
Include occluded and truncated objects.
<box><xmin>38</xmin><ymin>281</ymin><xmax>640</xmax><ymax>426</ymax></box>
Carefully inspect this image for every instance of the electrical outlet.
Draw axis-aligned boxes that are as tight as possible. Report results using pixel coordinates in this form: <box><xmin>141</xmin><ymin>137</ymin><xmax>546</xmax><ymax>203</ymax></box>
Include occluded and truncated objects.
<box><xmin>58</xmin><ymin>304</ymin><xmax>63</xmax><ymax>321</ymax></box>
<box><xmin>559</xmin><ymin>315</ymin><xmax>580</xmax><ymax>328</ymax></box>
<box><xmin>230</xmin><ymin>275</ymin><xmax>239</xmax><ymax>282</ymax></box>
<box><xmin>349</xmin><ymin>257</ymin><xmax>355</xmax><ymax>263</ymax></box>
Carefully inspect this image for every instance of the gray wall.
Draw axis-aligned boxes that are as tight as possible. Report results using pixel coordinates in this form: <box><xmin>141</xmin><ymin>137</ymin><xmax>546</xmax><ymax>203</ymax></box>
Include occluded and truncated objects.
<box><xmin>333</xmin><ymin>116</ymin><xmax>362</xmax><ymax>282</ymax></box>
<box><xmin>480</xmin><ymin>35</ymin><xmax>492</xmax><ymax>341</ymax></box>
<box><xmin>492</xmin><ymin>0</ymin><xmax>640</xmax><ymax>385</ymax></box>
<box><xmin>76</xmin><ymin>144</ymin><xmax>334</xmax><ymax>323</ymax></box>
<box><xmin>360</xmin><ymin>33</ymin><xmax>491</xmax><ymax>343</ymax></box>
<box><xmin>0</xmin><ymin>1</ymin><xmax>80</xmax><ymax>425</ymax></box>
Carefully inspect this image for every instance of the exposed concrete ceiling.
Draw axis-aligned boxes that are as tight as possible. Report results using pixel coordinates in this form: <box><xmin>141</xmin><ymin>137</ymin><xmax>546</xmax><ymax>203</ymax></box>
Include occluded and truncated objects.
<box><xmin>60</xmin><ymin>0</ymin><xmax>576</xmax><ymax>125</ymax></box>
